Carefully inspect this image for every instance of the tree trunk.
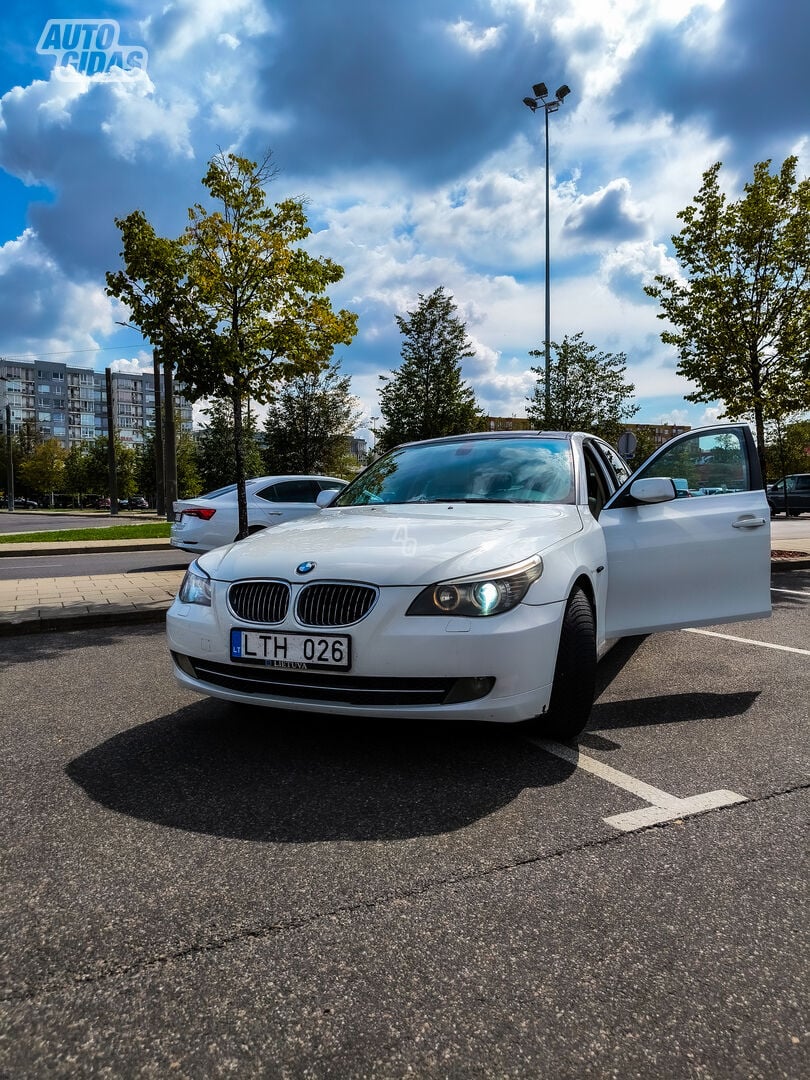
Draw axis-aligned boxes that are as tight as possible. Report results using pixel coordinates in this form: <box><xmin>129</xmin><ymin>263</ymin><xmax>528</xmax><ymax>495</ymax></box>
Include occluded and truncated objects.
<box><xmin>233</xmin><ymin>388</ymin><xmax>248</xmax><ymax>539</ymax></box>
<box><xmin>750</xmin><ymin>347</ymin><xmax>767</xmax><ymax>481</ymax></box>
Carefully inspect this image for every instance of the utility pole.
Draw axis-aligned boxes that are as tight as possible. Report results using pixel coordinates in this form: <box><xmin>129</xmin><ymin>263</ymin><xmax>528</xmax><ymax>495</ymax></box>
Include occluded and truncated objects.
<box><xmin>152</xmin><ymin>351</ymin><xmax>165</xmax><ymax>516</ymax></box>
<box><xmin>105</xmin><ymin>368</ymin><xmax>119</xmax><ymax>515</ymax></box>
<box><xmin>1</xmin><ymin>375</ymin><xmax>14</xmax><ymax>510</ymax></box>
<box><xmin>162</xmin><ymin>358</ymin><xmax>177</xmax><ymax>521</ymax></box>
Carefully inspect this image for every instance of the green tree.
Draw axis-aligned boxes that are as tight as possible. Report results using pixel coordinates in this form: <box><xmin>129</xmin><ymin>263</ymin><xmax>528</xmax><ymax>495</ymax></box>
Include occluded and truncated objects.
<box><xmin>377</xmin><ymin>286</ymin><xmax>485</xmax><ymax>451</ymax></box>
<box><xmin>195</xmin><ymin>398</ymin><xmax>263</xmax><ymax>493</ymax></box>
<box><xmin>63</xmin><ymin>443</ymin><xmax>90</xmax><ymax>500</ymax></box>
<box><xmin>17</xmin><ymin>438</ymin><xmax>67</xmax><ymax>503</ymax></box>
<box><xmin>136</xmin><ymin>423</ymin><xmax>201</xmax><ymax>502</ymax></box>
<box><xmin>645</xmin><ymin>156</ymin><xmax>810</xmax><ymax>477</ymax></box>
<box><xmin>526</xmin><ymin>332</ymin><xmax>639</xmax><ymax>442</ymax></box>
<box><xmin>133</xmin><ymin>434</ymin><xmax>157</xmax><ymax>504</ymax></box>
<box><xmin>176</xmin><ymin>429</ymin><xmax>202</xmax><ymax>499</ymax></box>
<box><xmin>14</xmin><ymin>417</ymin><xmax>41</xmax><ymax>460</ymax></box>
<box><xmin>10</xmin><ymin>418</ymin><xmax>41</xmax><ymax>499</ymax></box>
<box><xmin>81</xmin><ymin>435</ymin><xmax>135</xmax><ymax>498</ymax></box>
<box><xmin>107</xmin><ymin>150</ymin><xmax>358</xmax><ymax>537</ymax></box>
<box><xmin>263</xmin><ymin>360</ymin><xmax>360</xmax><ymax>475</ymax></box>
<box><xmin>766</xmin><ymin>417</ymin><xmax>810</xmax><ymax>480</ymax></box>
<box><xmin>622</xmin><ymin>426</ymin><xmax>658</xmax><ymax>469</ymax></box>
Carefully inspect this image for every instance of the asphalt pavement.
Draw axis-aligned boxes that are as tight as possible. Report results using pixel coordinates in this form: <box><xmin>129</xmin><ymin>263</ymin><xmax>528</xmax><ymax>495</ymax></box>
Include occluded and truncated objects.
<box><xmin>0</xmin><ymin>523</ymin><xmax>808</xmax><ymax>636</ymax></box>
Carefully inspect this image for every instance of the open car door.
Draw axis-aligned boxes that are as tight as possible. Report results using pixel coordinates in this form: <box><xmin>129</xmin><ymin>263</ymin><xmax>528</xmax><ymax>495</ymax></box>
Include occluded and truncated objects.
<box><xmin>600</xmin><ymin>424</ymin><xmax>771</xmax><ymax>638</ymax></box>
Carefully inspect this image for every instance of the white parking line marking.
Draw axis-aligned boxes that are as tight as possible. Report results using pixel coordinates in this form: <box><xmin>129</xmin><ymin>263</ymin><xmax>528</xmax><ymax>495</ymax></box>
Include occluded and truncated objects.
<box><xmin>532</xmin><ymin>739</ymin><xmax>747</xmax><ymax>833</ymax></box>
<box><xmin>771</xmin><ymin>587</ymin><xmax>810</xmax><ymax>597</ymax></box>
<box><xmin>683</xmin><ymin>628</ymin><xmax>810</xmax><ymax>655</ymax></box>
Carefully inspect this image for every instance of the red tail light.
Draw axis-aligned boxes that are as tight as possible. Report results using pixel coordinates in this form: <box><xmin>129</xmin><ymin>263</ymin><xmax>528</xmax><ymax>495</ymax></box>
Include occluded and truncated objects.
<box><xmin>182</xmin><ymin>507</ymin><xmax>216</xmax><ymax>520</ymax></box>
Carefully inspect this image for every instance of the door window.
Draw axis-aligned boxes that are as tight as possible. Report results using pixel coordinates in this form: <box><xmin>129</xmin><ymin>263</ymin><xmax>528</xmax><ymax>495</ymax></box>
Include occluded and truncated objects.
<box><xmin>257</xmin><ymin>480</ymin><xmax>321</xmax><ymax>503</ymax></box>
<box><xmin>582</xmin><ymin>443</ymin><xmax>613</xmax><ymax>518</ymax></box>
<box><xmin>635</xmin><ymin>429</ymin><xmax>750</xmax><ymax>497</ymax></box>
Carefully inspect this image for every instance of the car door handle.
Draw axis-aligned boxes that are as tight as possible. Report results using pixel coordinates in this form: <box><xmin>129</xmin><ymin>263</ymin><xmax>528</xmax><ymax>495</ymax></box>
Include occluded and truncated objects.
<box><xmin>731</xmin><ymin>516</ymin><xmax>767</xmax><ymax>529</ymax></box>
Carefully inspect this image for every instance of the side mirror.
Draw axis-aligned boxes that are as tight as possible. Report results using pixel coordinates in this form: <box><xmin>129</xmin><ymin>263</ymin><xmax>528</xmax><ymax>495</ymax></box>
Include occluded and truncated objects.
<box><xmin>629</xmin><ymin>477</ymin><xmax>677</xmax><ymax>504</ymax></box>
<box><xmin>316</xmin><ymin>488</ymin><xmax>339</xmax><ymax>508</ymax></box>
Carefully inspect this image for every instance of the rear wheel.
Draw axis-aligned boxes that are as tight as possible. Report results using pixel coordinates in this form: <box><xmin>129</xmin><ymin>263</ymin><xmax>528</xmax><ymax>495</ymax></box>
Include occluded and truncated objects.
<box><xmin>234</xmin><ymin>525</ymin><xmax>267</xmax><ymax>542</ymax></box>
<box><xmin>538</xmin><ymin>587</ymin><xmax>596</xmax><ymax>742</ymax></box>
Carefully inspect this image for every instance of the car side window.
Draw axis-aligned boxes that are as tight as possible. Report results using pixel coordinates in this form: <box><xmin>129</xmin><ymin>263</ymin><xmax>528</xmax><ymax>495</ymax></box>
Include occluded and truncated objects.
<box><xmin>594</xmin><ymin>441</ymin><xmax>632</xmax><ymax>488</ymax></box>
<box><xmin>582</xmin><ymin>443</ymin><xmax>613</xmax><ymax>519</ymax></box>
<box><xmin>635</xmin><ymin>429</ymin><xmax>750</xmax><ymax>496</ymax></box>
<box><xmin>258</xmin><ymin>480</ymin><xmax>321</xmax><ymax>503</ymax></box>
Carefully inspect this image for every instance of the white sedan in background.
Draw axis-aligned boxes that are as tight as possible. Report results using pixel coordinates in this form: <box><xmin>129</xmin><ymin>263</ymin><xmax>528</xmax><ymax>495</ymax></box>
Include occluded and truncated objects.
<box><xmin>170</xmin><ymin>474</ymin><xmax>347</xmax><ymax>554</ymax></box>
<box><xmin>167</xmin><ymin>425</ymin><xmax>771</xmax><ymax>741</ymax></box>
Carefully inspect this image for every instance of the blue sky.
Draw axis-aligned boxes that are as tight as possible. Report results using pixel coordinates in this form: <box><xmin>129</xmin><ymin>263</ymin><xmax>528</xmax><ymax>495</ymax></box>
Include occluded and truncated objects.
<box><xmin>0</xmin><ymin>0</ymin><xmax>808</xmax><ymax>440</ymax></box>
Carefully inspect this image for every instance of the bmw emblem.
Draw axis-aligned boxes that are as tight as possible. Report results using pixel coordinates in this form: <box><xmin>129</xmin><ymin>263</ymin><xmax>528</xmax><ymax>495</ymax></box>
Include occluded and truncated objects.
<box><xmin>296</xmin><ymin>561</ymin><xmax>317</xmax><ymax>575</ymax></box>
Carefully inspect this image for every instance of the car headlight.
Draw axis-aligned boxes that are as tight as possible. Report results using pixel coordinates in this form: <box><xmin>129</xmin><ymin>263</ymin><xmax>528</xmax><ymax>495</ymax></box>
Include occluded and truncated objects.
<box><xmin>406</xmin><ymin>556</ymin><xmax>543</xmax><ymax>617</ymax></box>
<box><xmin>178</xmin><ymin>561</ymin><xmax>212</xmax><ymax>606</ymax></box>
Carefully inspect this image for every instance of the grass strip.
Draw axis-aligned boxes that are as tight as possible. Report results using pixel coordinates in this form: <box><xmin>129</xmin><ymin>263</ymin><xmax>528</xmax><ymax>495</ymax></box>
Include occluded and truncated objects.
<box><xmin>0</xmin><ymin>523</ymin><xmax>172</xmax><ymax>543</ymax></box>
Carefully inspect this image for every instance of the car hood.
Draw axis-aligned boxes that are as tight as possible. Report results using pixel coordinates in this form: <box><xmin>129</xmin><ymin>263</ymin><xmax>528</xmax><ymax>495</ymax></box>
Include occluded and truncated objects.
<box><xmin>198</xmin><ymin>504</ymin><xmax>583</xmax><ymax>586</ymax></box>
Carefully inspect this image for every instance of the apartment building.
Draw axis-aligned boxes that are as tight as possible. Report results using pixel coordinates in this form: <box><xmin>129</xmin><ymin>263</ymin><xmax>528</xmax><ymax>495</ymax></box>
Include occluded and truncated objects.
<box><xmin>0</xmin><ymin>357</ymin><xmax>193</xmax><ymax>448</ymax></box>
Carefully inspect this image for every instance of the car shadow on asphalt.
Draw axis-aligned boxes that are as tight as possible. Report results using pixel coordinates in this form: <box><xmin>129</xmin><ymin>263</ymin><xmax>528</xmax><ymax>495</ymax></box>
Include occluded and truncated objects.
<box><xmin>0</xmin><ymin>623</ymin><xmax>156</xmax><ymax>666</ymax></box>
<box><xmin>580</xmin><ymin>634</ymin><xmax>761</xmax><ymax>748</ymax></box>
<box><xmin>65</xmin><ymin>702</ymin><xmax>577</xmax><ymax>843</ymax></box>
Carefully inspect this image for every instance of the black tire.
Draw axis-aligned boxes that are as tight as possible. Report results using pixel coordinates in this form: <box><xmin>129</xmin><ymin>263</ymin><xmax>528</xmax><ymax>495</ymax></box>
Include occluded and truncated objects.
<box><xmin>235</xmin><ymin>525</ymin><xmax>267</xmax><ymax>542</ymax></box>
<box><xmin>540</xmin><ymin>587</ymin><xmax>596</xmax><ymax>742</ymax></box>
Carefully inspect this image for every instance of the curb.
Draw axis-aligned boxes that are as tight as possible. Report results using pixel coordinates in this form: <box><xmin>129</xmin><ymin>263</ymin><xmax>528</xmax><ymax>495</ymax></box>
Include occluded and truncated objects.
<box><xmin>0</xmin><ymin>539</ymin><xmax>172</xmax><ymax>558</ymax></box>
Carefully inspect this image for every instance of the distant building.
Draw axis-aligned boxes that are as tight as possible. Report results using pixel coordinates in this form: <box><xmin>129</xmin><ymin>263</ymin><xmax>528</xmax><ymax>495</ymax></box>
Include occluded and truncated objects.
<box><xmin>349</xmin><ymin>436</ymin><xmax>367</xmax><ymax>462</ymax></box>
<box><xmin>625</xmin><ymin>422</ymin><xmax>691</xmax><ymax>448</ymax></box>
<box><xmin>0</xmin><ymin>357</ymin><xmax>193</xmax><ymax>448</ymax></box>
<box><xmin>486</xmin><ymin>416</ymin><xmax>533</xmax><ymax>432</ymax></box>
<box><xmin>484</xmin><ymin>417</ymin><xmax>690</xmax><ymax>445</ymax></box>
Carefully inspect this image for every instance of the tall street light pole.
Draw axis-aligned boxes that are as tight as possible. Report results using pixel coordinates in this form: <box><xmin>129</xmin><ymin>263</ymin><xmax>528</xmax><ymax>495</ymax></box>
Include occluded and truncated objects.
<box><xmin>523</xmin><ymin>81</ymin><xmax>571</xmax><ymax>425</ymax></box>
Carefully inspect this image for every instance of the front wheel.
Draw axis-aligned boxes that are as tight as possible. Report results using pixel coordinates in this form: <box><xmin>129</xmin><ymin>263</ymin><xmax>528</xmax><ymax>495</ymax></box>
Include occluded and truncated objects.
<box><xmin>537</xmin><ymin>588</ymin><xmax>596</xmax><ymax>742</ymax></box>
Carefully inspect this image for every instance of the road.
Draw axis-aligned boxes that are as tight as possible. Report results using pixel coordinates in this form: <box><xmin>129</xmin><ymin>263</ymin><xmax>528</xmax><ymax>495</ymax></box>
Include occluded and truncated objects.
<box><xmin>1</xmin><ymin>570</ymin><xmax>808</xmax><ymax>1077</ymax></box>
<box><xmin>0</xmin><ymin>548</ymin><xmax>193</xmax><ymax>579</ymax></box>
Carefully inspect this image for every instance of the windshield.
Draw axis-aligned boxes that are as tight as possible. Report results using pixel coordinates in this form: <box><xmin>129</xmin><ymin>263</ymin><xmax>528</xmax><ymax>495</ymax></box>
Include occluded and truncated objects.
<box><xmin>335</xmin><ymin>437</ymin><xmax>574</xmax><ymax>506</ymax></box>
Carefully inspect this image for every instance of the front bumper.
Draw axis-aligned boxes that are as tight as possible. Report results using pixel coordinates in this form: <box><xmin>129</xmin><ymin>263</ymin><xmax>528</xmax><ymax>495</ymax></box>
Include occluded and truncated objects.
<box><xmin>166</xmin><ymin>583</ymin><xmax>565</xmax><ymax>723</ymax></box>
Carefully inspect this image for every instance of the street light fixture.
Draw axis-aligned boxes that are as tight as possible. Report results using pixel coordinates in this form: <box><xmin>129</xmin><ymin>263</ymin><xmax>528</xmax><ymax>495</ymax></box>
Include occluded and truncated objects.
<box><xmin>523</xmin><ymin>80</ymin><xmax>572</xmax><ymax>424</ymax></box>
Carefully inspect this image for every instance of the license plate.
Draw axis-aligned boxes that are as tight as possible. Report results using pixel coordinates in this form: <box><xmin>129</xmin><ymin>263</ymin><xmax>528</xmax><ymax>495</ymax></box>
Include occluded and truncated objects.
<box><xmin>230</xmin><ymin>629</ymin><xmax>351</xmax><ymax>671</ymax></box>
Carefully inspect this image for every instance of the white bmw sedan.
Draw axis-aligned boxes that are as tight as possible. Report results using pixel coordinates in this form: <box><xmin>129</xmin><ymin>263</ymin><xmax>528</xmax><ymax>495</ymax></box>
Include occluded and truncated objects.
<box><xmin>170</xmin><ymin>474</ymin><xmax>347</xmax><ymax>553</ymax></box>
<box><xmin>167</xmin><ymin>425</ymin><xmax>771</xmax><ymax>740</ymax></box>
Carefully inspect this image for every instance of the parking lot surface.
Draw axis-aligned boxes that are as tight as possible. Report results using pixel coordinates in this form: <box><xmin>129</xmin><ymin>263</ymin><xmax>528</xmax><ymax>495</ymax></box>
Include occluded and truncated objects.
<box><xmin>1</xmin><ymin>567</ymin><xmax>807</xmax><ymax>1078</ymax></box>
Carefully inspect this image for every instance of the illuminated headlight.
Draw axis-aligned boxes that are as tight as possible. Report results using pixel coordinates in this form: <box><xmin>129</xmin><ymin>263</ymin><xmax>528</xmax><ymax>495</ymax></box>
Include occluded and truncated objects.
<box><xmin>407</xmin><ymin>556</ymin><xmax>543</xmax><ymax>617</ymax></box>
<box><xmin>178</xmin><ymin>561</ymin><xmax>212</xmax><ymax>606</ymax></box>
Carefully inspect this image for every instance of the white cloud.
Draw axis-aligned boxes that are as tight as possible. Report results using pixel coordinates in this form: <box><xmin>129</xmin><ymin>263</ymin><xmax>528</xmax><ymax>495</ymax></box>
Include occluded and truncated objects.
<box><xmin>445</xmin><ymin>19</ymin><xmax>504</xmax><ymax>53</ymax></box>
<box><xmin>110</xmin><ymin>355</ymin><xmax>155</xmax><ymax>375</ymax></box>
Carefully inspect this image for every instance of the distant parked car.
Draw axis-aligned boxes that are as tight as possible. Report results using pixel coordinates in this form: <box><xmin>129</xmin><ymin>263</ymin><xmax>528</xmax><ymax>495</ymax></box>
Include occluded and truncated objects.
<box><xmin>127</xmin><ymin>496</ymin><xmax>149</xmax><ymax>510</ymax></box>
<box><xmin>767</xmin><ymin>473</ymin><xmax>810</xmax><ymax>517</ymax></box>
<box><xmin>14</xmin><ymin>497</ymin><xmax>38</xmax><ymax>509</ymax></box>
<box><xmin>170</xmin><ymin>475</ymin><xmax>348</xmax><ymax>553</ymax></box>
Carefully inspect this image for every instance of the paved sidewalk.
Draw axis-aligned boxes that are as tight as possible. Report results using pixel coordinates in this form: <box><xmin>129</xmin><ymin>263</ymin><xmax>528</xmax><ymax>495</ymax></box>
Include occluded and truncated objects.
<box><xmin>0</xmin><ymin>570</ymin><xmax>184</xmax><ymax>635</ymax></box>
<box><xmin>0</xmin><ymin>539</ymin><xmax>185</xmax><ymax>636</ymax></box>
<box><xmin>0</xmin><ymin>537</ymin><xmax>808</xmax><ymax>637</ymax></box>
